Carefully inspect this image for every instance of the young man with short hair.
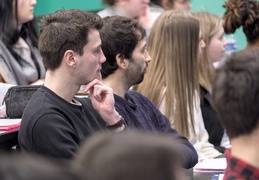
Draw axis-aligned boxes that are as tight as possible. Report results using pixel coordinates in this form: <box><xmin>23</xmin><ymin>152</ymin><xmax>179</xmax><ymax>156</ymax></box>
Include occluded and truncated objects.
<box><xmin>18</xmin><ymin>9</ymin><xmax>124</xmax><ymax>158</ymax></box>
<box><xmin>100</xmin><ymin>15</ymin><xmax>198</xmax><ymax>168</ymax></box>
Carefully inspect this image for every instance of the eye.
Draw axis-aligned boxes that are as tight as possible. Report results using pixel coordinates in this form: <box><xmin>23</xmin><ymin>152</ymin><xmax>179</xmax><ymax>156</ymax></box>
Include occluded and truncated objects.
<box><xmin>95</xmin><ymin>48</ymin><xmax>101</xmax><ymax>54</ymax></box>
<box><xmin>141</xmin><ymin>45</ymin><xmax>147</xmax><ymax>53</ymax></box>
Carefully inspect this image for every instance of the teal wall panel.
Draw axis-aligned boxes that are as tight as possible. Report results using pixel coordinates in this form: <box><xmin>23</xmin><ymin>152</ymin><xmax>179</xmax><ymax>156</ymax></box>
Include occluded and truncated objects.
<box><xmin>35</xmin><ymin>0</ymin><xmax>105</xmax><ymax>16</ymax></box>
<box><xmin>191</xmin><ymin>0</ymin><xmax>246</xmax><ymax>50</ymax></box>
<box><xmin>34</xmin><ymin>0</ymin><xmax>246</xmax><ymax>50</ymax></box>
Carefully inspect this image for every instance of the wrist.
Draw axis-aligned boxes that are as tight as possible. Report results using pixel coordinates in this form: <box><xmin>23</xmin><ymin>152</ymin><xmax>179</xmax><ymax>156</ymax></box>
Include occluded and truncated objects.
<box><xmin>106</xmin><ymin>115</ymin><xmax>126</xmax><ymax>131</ymax></box>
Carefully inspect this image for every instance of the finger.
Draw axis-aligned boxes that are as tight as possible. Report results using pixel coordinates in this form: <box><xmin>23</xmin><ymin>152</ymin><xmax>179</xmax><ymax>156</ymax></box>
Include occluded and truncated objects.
<box><xmin>92</xmin><ymin>85</ymin><xmax>113</xmax><ymax>102</ymax></box>
<box><xmin>97</xmin><ymin>72</ymin><xmax>102</xmax><ymax>81</ymax></box>
<box><xmin>83</xmin><ymin>79</ymin><xmax>103</xmax><ymax>92</ymax></box>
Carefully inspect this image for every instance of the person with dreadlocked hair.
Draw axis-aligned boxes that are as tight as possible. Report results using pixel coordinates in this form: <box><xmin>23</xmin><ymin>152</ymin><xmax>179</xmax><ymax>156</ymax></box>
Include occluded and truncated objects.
<box><xmin>0</xmin><ymin>0</ymin><xmax>45</xmax><ymax>85</ymax></box>
<box><xmin>223</xmin><ymin>0</ymin><xmax>259</xmax><ymax>50</ymax></box>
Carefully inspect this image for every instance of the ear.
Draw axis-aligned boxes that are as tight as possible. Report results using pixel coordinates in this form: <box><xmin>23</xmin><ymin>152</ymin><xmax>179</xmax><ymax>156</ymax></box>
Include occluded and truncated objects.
<box><xmin>116</xmin><ymin>54</ymin><xmax>128</xmax><ymax>69</ymax></box>
<box><xmin>63</xmin><ymin>50</ymin><xmax>76</xmax><ymax>67</ymax></box>
<box><xmin>162</xmin><ymin>0</ymin><xmax>173</xmax><ymax>10</ymax></box>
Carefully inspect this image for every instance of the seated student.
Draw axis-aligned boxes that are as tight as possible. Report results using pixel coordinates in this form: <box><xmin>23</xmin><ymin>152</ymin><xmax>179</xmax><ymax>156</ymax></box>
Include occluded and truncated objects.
<box><xmin>212</xmin><ymin>49</ymin><xmax>259</xmax><ymax>180</ymax></box>
<box><xmin>74</xmin><ymin>130</ymin><xmax>186</xmax><ymax>180</ymax></box>
<box><xmin>134</xmin><ymin>10</ymin><xmax>221</xmax><ymax>162</ymax></box>
<box><xmin>18</xmin><ymin>9</ymin><xmax>125</xmax><ymax>159</ymax></box>
<box><xmin>150</xmin><ymin>0</ymin><xmax>192</xmax><ymax>24</ymax></box>
<box><xmin>97</xmin><ymin>0</ymin><xmax>154</xmax><ymax>38</ymax></box>
<box><xmin>0</xmin><ymin>0</ymin><xmax>45</xmax><ymax>85</ymax></box>
<box><xmin>0</xmin><ymin>153</ymin><xmax>81</xmax><ymax>180</ymax></box>
<box><xmin>151</xmin><ymin>0</ymin><xmax>192</xmax><ymax>11</ymax></box>
<box><xmin>223</xmin><ymin>0</ymin><xmax>259</xmax><ymax>50</ymax></box>
<box><xmin>99</xmin><ymin>15</ymin><xmax>198</xmax><ymax>168</ymax></box>
<box><xmin>192</xmin><ymin>11</ymin><xmax>230</xmax><ymax>153</ymax></box>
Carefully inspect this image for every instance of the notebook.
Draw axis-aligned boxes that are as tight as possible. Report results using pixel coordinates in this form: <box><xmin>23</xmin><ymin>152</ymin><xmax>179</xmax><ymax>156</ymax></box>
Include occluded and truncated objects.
<box><xmin>194</xmin><ymin>158</ymin><xmax>227</xmax><ymax>173</ymax></box>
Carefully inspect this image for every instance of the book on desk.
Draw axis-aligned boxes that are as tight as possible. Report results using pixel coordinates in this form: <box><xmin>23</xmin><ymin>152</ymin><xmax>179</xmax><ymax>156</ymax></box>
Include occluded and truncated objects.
<box><xmin>193</xmin><ymin>158</ymin><xmax>226</xmax><ymax>173</ymax></box>
<box><xmin>0</xmin><ymin>119</ymin><xmax>21</xmax><ymax>132</ymax></box>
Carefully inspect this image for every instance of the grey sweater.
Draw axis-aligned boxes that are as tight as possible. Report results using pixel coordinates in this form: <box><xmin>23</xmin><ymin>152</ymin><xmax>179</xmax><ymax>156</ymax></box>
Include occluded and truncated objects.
<box><xmin>0</xmin><ymin>38</ymin><xmax>45</xmax><ymax>85</ymax></box>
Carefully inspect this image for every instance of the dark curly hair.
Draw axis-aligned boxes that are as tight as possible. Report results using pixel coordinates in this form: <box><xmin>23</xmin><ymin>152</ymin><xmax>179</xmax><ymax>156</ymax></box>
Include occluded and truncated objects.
<box><xmin>100</xmin><ymin>16</ymin><xmax>146</xmax><ymax>79</ymax></box>
<box><xmin>223</xmin><ymin>0</ymin><xmax>259</xmax><ymax>44</ymax></box>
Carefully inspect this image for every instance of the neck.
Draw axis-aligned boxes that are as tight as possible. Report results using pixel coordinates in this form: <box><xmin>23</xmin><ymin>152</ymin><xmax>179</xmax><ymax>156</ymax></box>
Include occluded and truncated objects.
<box><xmin>246</xmin><ymin>41</ymin><xmax>259</xmax><ymax>50</ymax></box>
<box><xmin>230</xmin><ymin>128</ymin><xmax>259</xmax><ymax>168</ymax></box>
<box><xmin>114</xmin><ymin>3</ymin><xmax>134</xmax><ymax>18</ymax></box>
<box><xmin>102</xmin><ymin>73</ymin><xmax>129</xmax><ymax>99</ymax></box>
<box><xmin>44</xmin><ymin>70</ymin><xmax>80</xmax><ymax>102</ymax></box>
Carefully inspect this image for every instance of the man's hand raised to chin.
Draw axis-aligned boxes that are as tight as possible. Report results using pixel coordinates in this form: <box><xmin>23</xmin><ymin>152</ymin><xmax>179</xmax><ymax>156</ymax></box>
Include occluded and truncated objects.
<box><xmin>84</xmin><ymin>79</ymin><xmax>125</xmax><ymax>131</ymax></box>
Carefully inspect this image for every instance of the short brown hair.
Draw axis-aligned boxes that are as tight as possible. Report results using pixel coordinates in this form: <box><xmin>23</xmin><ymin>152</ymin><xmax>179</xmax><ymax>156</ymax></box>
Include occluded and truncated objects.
<box><xmin>38</xmin><ymin>9</ymin><xmax>103</xmax><ymax>71</ymax></box>
<box><xmin>102</xmin><ymin>0</ymin><xmax>117</xmax><ymax>5</ymax></box>
<box><xmin>74</xmin><ymin>130</ymin><xmax>183</xmax><ymax>180</ymax></box>
<box><xmin>100</xmin><ymin>16</ymin><xmax>146</xmax><ymax>79</ymax></box>
<box><xmin>212</xmin><ymin>49</ymin><xmax>259</xmax><ymax>139</ymax></box>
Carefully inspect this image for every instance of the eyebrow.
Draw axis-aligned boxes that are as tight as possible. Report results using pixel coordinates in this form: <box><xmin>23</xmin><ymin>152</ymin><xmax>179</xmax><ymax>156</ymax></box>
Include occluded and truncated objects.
<box><xmin>141</xmin><ymin>44</ymin><xmax>147</xmax><ymax>51</ymax></box>
<box><xmin>93</xmin><ymin>44</ymin><xmax>102</xmax><ymax>51</ymax></box>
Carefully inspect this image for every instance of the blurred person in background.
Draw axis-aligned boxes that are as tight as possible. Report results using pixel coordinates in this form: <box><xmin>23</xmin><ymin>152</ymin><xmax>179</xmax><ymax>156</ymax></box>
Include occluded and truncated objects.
<box><xmin>150</xmin><ymin>0</ymin><xmax>192</xmax><ymax>23</ymax></box>
<box><xmin>74</xmin><ymin>130</ymin><xmax>187</xmax><ymax>180</ymax></box>
<box><xmin>98</xmin><ymin>0</ymin><xmax>154</xmax><ymax>39</ymax></box>
<box><xmin>0</xmin><ymin>0</ymin><xmax>45</xmax><ymax>85</ymax></box>
<box><xmin>0</xmin><ymin>153</ymin><xmax>82</xmax><ymax>180</ymax></box>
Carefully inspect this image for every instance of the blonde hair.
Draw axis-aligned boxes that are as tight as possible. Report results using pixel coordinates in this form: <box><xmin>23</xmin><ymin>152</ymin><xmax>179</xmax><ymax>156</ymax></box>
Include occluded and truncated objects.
<box><xmin>134</xmin><ymin>10</ymin><xmax>200</xmax><ymax>138</ymax></box>
<box><xmin>192</xmin><ymin>12</ymin><xmax>223</xmax><ymax>92</ymax></box>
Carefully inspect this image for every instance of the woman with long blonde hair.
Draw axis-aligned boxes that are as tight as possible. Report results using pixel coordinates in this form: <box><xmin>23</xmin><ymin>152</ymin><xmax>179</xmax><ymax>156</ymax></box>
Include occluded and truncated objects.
<box><xmin>134</xmin><ymin>10</ymin><xmax>221</xmax><ymax>161</ymax></box>
<box><xmin>192</xmin><ymin>12</ymin><xmax>230</xmax><ymax>153</ymax></box>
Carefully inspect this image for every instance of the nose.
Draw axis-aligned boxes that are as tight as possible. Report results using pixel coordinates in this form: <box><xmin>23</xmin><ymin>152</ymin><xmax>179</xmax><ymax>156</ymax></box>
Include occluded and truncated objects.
<box><xmin>223</xmin><ymin>37</ymin><xmax>228</xmax><ymax>46</ymax></box>
<box><xmin>143</xmin><ymin>0</ymin><xmax>150</xmax><ymax>4</ymax></box>
<box><xmin>145</xmin><ymin>50</ymin><xmax>151</xmax><ymax>63</ymax></box>
<box><xmin>186</xmin><ymin>3</ymin><xmax>192</xmax><ymax>10</ymax></box>
<box><xmin>31</xmin><ymin>0</ymin><xmax>37</xmax><ymax>6</ymax></box>
<box><xmin>99</xmin><ymin>49</ymin><xmax>106</xmax><ymax>64</ymax></box>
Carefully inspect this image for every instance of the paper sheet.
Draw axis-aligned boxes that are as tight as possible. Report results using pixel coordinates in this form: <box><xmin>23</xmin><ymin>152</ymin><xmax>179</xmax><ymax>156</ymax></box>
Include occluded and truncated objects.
<box><xmin>194</xmin><ymin>158</ymin><xmax>227</xmax><ymax>173</ymax></box>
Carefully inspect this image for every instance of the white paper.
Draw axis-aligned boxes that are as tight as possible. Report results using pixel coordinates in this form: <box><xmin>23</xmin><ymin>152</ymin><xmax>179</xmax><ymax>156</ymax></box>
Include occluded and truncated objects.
<box><xmin>0</xmin><ymin>119</ymin><xmax>21</xmax><ymax>134</ymax></box>
<box><xmin>194</xmin><ymin>158</ymin><xmax>227</xmax><ymax>172</ymax></box>
<box><xmin>0</xmin><ymin>119</ymin><xmax>21</xmax><ymax>126</ymax></box>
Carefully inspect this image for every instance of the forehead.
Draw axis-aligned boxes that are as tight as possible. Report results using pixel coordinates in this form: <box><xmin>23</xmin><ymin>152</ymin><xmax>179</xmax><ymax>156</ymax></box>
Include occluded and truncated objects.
<box><xmin>175</xmin><ymin>0</ymin><xmax>190</xmax><ymax>4</ymax></box>
<box><xmin>133</xmin><ymin>39</ymin><xmax>146</xmax><ymax>51</ymax></box>
<box><xmin>214</xmin><ymin>27</ymin><xmax>224</xmax><ymax>36</ymax></box>
<box><xmin>85</xmin><ymin>29</ymin><xmax>101</xmax><ymax>49</ymax></box>
<box><xmin>126</xmin><ymin>0</ymin><xmax>143</xmax><ymax>4</ymax></box>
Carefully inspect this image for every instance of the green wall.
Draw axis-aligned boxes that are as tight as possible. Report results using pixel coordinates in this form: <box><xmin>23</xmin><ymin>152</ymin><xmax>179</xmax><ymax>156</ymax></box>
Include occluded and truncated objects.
<box><xmin>34</xmin><ymin>0</ymin><xmax>246</xmax><ymax>50</ymax></box>
<box><xmin>191</xmin><ymin>0</ymin><xmax>246</xmax><ymax>50</ymax></box>
<box><xmin>34</xmin><ymin>0</ymin><xmax>104</xmax><ymax>16</ymax></box>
